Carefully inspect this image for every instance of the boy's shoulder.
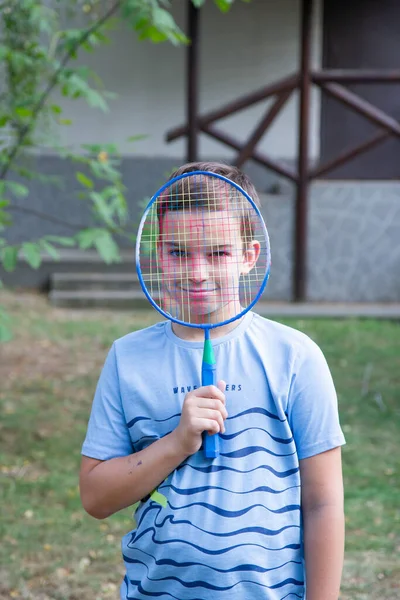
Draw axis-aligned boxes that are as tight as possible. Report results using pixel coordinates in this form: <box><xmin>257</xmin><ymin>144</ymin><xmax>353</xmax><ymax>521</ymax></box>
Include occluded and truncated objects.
<box><xmin>248</xmin><ymin>312</ymin><xmax>325</xmax><ymax>368</ymax></box>
<box><xmin>113</xmin><ymin>320</ymin><xmax>168</xmax><ymax>352</ymax></box>
<box><xmin>250</xmin><ymin>312</ymin><xmax>317</xmax><ymax>348</ymax></box>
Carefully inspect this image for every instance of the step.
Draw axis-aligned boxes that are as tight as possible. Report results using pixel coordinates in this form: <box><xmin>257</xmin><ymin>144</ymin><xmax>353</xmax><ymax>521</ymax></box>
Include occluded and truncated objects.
<box><xmin>50</xmin><ymin>272</ymin><xmax>141</xmax><ymax>292</ymax></box>
<box><xmin>2</xmin><ymin>249</ymin><xmax>137</xmax><ymax>290</ymax></box>
<box><xmin>49</xmin><ymin>289</ymin><xmax>151</xmax><ymax>309</ymax></box>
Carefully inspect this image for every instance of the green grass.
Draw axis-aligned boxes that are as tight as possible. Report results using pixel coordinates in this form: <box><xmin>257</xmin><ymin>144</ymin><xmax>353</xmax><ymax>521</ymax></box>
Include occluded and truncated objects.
<box><xmin>1</xmin><ymin>290</ymin><xmax>399</xmax><ymax>599</ymax></box>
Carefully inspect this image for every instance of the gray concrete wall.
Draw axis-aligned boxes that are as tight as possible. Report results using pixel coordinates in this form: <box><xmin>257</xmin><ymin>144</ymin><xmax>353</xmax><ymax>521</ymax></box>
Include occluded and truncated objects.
<box><xmin>307</xmin><ymin>182</ymin><xmax>400</xmax><ymax>302</ymax></box>
<box><xmin>260</xmin><ymin>182</ymin><xmax>400</xmax><ymax>302</ymax></box>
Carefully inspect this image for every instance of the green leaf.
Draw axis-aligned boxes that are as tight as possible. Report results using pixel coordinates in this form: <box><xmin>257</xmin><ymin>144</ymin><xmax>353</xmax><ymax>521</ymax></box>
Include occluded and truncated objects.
<box><xmin>89</xmin><ymin>191</ymin><xmax>113</xmax><ymax>226</ymax></box>
<box><xmin>126</xmin><ymin>134</ymin><xmax>148</xmax><ymax>143</ymax></box>
<box><xmin>76</xmin><ymin>228</ymin><xmax>120</xmax><ymax>263</ymax></box>
<box><xmin>60</xmin><ymin>71</ymin><xmax>110</xmax><ymax>111</ymax></box>
<box><xmin>94</xmin><ymin>230</ymin><xmax>120</xmax><ymax>264</ymax></box>
<box><xmin>81</xmin><ymin>143</ymin><xmax>103</xmax><ymax>154</ymax></box>
<box><xmin>103</xmin><ymin>90</ymin><xmax>118</xmax><ymax>101</ymax></box>
<box><xmin>0</xmin><ymin>45</ymin><xmax>9</xmax><ymax>61</ymax></box>
<box><xmin>214</xmin><ymin>0</ymin><xmax>234</xmax><ymax>12</ymax></box>
<box><xmin>1</xmin><ymin>246</ymin><xmax>19</xmax><ymax>272</ymax></box>
<box><xmin>192</xmin><ymin>0</ymin><xmax>205</xmax><ymax>6</ymax></box>
<box><xmin>110</xmin><ymin>189</ymin><xmax>128</xmax><ymax>223</ymax></box>
<box><xmin>46</xmin><ymin>235</ymin><xmax>76</xmax><ymax>247</ymax></box>
<box><xmin>62</xmin><ymin>28</ymin><xmax>85</xmax><ymax>52</ymax></box>
<box><xmin>0</xmin><ymin>210</ymin><xmax>12</xmax><ymax>227</ymax></box>
<box><xmin>103</xmin><ymin>143</ymin><xmax>119</xmax><ymax>155</ymax></box>
<box><xmin>0</xmin><ymin>308</ymin><xmax>12</xmax><ymax>343</ymax></box>
<box><xmin>22</xmin><ymin>242</ymin><xmax>42</xmax><ymax>269</ymax></box>
<box><xmin>15</xmin><ymin>107</ymin><xmax>32</xmax><ymax>118</ymax></box>
<box><xmin>137</xmin><ymin>25</ymin><xmax>167</xmax><ymax>43</ymax></box>
<box><xmin>126</xmin><ymin>3</ymin><xmax>188</xmax><ymax>45</ymax></box>
<box><xmin>40</xmin><ymin>239</ymin><xmax>60</xmax><ymax>260</ymax></box>
<box><xmin>76</xmin><ymin>172</ymin><xmax>94</xmax><ymax>189</ymax></box>
<box><xmin>150</xmin><ymin>489</ymin><xmax>168</xmax><ymax>508</ymax></box>
<box><xmin>76</xmin><ymin>228</ymin><xmax>101</xmax><ymax>250</ymax></box>
<box><xmin>5</xmin><ymin>181</ymin><xmax>29</xmax><ymax>198</ymax></box>
<box><xmin>50</xmin><ymin>105</ymin><xmax>62</xmax><ymax>115</ymax></box>
<box><xmin>59</xmin><ymin>118</ymin><xmax>73</xmax><ymax>125</ymax></box>
<box><xmin>85</xmin><ymin>89</ymin><xmax>109</xmax><ymax>112</ymax></box>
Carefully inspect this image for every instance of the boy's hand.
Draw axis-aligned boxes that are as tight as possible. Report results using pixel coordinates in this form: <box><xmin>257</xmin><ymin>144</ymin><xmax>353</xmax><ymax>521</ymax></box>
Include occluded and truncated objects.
<box><xmin>171</xmin><ymin>380</ymin><xmax>227</xmax><ymax>457</ymax></box>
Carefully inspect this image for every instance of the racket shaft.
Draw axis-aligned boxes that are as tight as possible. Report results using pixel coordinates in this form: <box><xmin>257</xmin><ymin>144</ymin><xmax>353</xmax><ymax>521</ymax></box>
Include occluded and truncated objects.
<box><xmin>202</xmin><ymin>361</ymin><xmax>220</xmax><ymax>458</ymax></box>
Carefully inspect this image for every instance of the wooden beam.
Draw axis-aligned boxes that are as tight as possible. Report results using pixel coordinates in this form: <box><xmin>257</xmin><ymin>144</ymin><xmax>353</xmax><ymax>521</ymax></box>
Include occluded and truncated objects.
<box><xmin>310</xmin><ymin>130</ymin><xmax>391</xmax><ymax>178</ymax></box>
<box><xmin>235</xmin><ymin>90</ymin><xmax>293</xmax><ymax>168</ymax></box>
<box><xmin>320</xmin><ymin>82</ymin><xmax>400</xmax><ymax>137</ymax></box>
<box><xmin>313</xmin><ymin>69</ymin><xmax>400</xmax><ymax>84</ymax></box>
<box><xmin>166</xmin><ymin>74</ymin><xmax>299</xmax><ymax>143</ymax></box>
<box><xmin>202</xmin><ymin>124</ymin><xmax>298</xmax><ymax>182</ymax></box>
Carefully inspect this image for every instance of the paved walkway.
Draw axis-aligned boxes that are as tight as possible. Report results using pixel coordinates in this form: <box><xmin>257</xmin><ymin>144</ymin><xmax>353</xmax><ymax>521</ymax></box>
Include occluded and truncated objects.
<box><xmin>255</xmin><ymin>302</ymin><xmax>400</xmax><ymax>319</ymax></box>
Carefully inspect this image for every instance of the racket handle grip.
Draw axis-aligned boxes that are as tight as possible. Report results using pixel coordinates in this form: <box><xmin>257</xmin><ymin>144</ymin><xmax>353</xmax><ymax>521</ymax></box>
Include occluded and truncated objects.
<box><xmin>202</xmin><ymin>362</ymin><xmax>220</xmax><ymax>458</ymax></box>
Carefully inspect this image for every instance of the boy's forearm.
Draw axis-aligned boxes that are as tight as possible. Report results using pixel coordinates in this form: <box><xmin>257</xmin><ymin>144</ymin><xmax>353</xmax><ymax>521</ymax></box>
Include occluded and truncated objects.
<box><xmin>303</xmin><ymin>504</ymin><xmax>345</xmax><ymax>600</ymax></box>
<box><xmin>80</xmin><ymin>431</ymin><xmax>189</xmax><ymax>519</ymax></box>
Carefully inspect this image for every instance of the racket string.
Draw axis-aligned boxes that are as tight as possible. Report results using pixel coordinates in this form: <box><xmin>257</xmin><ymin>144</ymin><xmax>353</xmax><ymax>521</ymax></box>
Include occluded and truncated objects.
<box><xmin>137</xmin><ymin>173</ymin><xmax>270</xmax><ymax>326</ymax></box>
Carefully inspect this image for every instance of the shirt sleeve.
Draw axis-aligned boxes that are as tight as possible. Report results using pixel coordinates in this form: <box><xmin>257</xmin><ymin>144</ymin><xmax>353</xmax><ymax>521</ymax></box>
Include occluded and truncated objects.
<box><xmin>287</xmin><ymin>337</ymin><xmax>346</xmax><ymax>460</ymax></box>
<box><xmin>81</xmin><ymin>343</ymin><xmax>133</xmax><ymax>460</ymax></box>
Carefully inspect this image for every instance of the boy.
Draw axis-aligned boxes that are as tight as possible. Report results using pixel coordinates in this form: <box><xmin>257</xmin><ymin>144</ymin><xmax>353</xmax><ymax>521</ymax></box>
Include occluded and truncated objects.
<box><xmin>80</xmin><ymin>162</ymin><xmax>345</xmax><ymax>600</ymax></box>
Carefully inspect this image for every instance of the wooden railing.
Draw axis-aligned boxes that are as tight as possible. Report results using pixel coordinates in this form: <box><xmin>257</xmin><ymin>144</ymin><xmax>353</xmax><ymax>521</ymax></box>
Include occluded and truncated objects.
<box><xmin>165</xmin><ymin>0</ymin><xmax>400</xmax><ymax>301</ymax></box>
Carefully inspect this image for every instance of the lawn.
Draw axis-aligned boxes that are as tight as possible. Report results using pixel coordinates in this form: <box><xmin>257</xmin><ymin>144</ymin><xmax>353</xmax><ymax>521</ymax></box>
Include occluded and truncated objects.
<box><xmin>0</xmin><ymin>290</ymin><xmax>399</xmax><ymax>600</ymax></box>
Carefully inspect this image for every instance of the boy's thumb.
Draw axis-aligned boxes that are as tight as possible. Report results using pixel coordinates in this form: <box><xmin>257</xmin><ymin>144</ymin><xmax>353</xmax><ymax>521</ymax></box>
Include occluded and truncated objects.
<box><xmin>217</xmin><ymin>380</ymin><xmax>226</xmax><ymax>393</ymax></box>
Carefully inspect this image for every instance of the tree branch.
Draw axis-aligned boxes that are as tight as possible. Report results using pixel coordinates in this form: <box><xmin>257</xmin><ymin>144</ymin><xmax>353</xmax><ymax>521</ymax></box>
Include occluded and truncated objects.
<box><xmin>8</xmin><ymin>204</ymin><xmax>137</xmax><ymax>234</ymax></box>
<box><xmin>8</xmin><ymin>205</ymin><xmax>84</xmax><ymax>230</ymax></box>
<box><xmin>0</xmin><ymin>0</ymin><xmax>123</xmax><ymax>180</ymax></box>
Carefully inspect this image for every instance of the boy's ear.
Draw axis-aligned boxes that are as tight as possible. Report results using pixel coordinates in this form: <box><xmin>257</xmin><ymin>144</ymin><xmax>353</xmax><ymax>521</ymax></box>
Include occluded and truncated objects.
<box><xmin>242</xmin><ymin>240</ymin><xmax>261</xmax><ymax>274</ymax></box>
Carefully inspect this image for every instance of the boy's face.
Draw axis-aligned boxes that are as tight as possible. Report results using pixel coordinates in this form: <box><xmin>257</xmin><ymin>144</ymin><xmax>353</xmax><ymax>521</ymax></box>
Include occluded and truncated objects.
<box><xmin>158</xmin><ymin>209</ymin><xmax>260</xmax><ymax>324</ymax></box>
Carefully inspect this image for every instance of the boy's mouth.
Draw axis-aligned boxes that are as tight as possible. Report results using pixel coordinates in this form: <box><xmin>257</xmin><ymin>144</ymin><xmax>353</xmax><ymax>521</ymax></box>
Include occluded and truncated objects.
<box><xmin>178</xmin><ymin>287</ymin><xmax>217</xmax><ymax>297</ymax></box>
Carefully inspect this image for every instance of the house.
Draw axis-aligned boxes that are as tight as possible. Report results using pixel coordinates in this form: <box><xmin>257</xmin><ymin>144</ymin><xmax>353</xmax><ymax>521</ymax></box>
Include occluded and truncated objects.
<box><xmin>3</xmin><ymin>0</ymin><xmax>400</xmax><ymax>302</ymax></box>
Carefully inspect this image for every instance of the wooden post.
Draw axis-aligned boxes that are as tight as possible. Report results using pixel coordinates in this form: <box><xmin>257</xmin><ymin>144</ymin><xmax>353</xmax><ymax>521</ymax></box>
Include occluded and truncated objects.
<box><xmin>294</xmin><ymin>0</ymin><xmax>313</xmax><ymax>301</ymax></box>
<box><xmin>187</xmin><ymin>1</ymin><xmax>200</xmax><ymax>161</ymax></box>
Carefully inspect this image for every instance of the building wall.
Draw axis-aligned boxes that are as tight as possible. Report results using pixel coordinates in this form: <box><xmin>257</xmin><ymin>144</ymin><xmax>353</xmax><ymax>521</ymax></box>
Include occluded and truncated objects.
<box><xmin>53</xmin><ymin>0</ymin><xmax>323</xmax><ymax>161</ymax></box>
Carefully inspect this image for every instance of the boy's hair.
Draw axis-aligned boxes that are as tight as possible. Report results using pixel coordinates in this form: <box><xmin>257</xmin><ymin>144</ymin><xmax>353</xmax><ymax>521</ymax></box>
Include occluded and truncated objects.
<box><xmin>168</xmin><ymin>162</ymin><xmax>261</xmax><ymax>208</ymax></box>
<box><xmin>157</xmin><ymin>162</ymin><xmax>261</xmax><ymax>241</ymax></box>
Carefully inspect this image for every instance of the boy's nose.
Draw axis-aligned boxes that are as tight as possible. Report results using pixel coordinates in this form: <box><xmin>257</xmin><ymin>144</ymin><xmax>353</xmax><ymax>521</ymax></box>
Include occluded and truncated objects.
<box><xmin>189</xmin><ymin>256</ymin><xmax>209</xmax><ymax>282</ymax></box>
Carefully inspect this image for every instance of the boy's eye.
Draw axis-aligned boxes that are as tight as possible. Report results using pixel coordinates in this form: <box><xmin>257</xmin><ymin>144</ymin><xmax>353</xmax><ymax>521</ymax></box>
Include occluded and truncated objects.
<box><xmin>169</xmin><ymin>249</ymin><xmax>187</xmax><ymax>258</ymax></box>
<box><xmin>167</xmin><ymin>249</ymin><xmax>230</xmax><ymax>258</ymax></box>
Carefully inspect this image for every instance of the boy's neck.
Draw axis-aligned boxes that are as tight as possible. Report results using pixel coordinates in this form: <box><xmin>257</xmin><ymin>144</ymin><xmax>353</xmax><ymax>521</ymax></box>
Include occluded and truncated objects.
<box><xmin>171</xmin><ymin>316</ymin><xmax>245</xmax><ymax>341</ymax></box>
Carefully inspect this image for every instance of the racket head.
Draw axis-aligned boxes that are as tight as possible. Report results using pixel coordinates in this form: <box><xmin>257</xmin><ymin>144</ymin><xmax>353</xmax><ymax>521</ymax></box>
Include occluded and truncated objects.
<box><xmin>135</xmin><ymin>170</ymin><xmax>271</xmax><ymax>329</ymax></box>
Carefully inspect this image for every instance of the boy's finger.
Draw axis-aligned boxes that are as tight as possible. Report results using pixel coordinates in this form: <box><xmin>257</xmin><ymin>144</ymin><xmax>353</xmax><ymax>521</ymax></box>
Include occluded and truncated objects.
<box><xmin>194</xmin><ymin>385</ymin><xmax>225</xmax><ymax>402</ymax></box>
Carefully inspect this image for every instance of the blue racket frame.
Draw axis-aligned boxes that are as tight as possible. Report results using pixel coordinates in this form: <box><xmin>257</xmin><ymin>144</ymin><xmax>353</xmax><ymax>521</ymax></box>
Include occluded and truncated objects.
<box><xmin>135</xmin><ymin>171</ymin><xmax>271</xmax><ymax>459</ymax></box>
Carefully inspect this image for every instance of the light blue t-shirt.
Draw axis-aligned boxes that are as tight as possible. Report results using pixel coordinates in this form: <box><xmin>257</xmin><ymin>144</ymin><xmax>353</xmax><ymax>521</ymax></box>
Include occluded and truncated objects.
<box><xmin>82</xmin><ymin>312</ymin><xmax>345</xmax><ymax>600</ymax></box>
